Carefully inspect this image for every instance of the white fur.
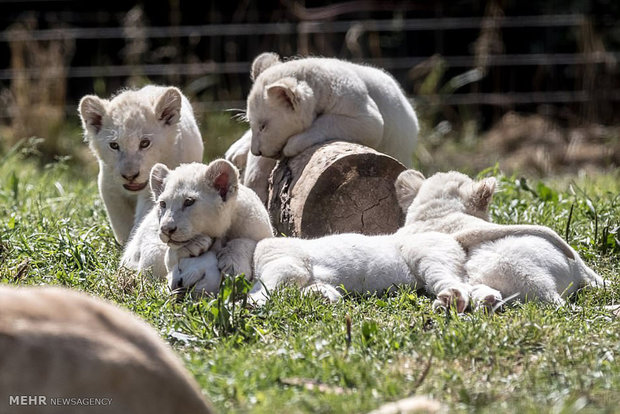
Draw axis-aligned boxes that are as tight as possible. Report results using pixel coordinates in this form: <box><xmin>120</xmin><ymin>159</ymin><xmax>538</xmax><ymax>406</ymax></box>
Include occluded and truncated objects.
<box><xmin>78</xmin><ymin>85</ymin><xmax>203</xmax><ymax>245</ymax></box>
<box><xmin>225</xmin><ymin>129</ymin><xmax>277</xmax><ymax>203</ymax></box>
<box><xmin>249</xmin><ymin>231</ymin><xmax>471</xmax><ymax>311</ymax></box>
<box><xmin>395</xmin><ymin>170</ymin><xmax>605</xmax><ymax>307</ymax></box>
<box><xmin>126</xmin><ymin>160</ymin><xmax>273</xmax><ymax>289</ymax></box>
<box><xmin>226</xmin><ymin>52</ymin><xmax>419</xmax><ymax>203</ymax></box>
<box><xmin>224</xmin><ymin>129</ymin><xmax>252</xmax><ymax>174</ymax></box>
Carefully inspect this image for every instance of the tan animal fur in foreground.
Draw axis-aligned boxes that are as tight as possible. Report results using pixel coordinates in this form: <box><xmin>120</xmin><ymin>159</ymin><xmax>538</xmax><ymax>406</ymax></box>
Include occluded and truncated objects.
<box><xmin>0</xmin><ymin>286</ymin><xmax>213</xmax><ymax>414</ymax></box>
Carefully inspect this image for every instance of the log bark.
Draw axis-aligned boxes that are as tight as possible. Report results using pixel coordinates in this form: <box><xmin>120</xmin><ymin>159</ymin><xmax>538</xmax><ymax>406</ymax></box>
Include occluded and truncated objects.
<box><xmin>268</xmin><ymin>141</ymin><xmax>406</xmax><ymax>238</ymax></box>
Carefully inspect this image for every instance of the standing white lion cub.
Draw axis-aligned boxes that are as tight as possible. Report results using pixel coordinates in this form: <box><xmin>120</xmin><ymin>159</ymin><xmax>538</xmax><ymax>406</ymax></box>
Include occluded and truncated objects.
<box><xmin>145</xmin><ymin>160</ymin><xmax>273</xmax><ymax>290</ymax></box>
<box><xmin>226</xmin><ymin>52</ymin><xmax>419</xmax><ymax>202</ymax></box>
<box><xmin>78</xmin><ymin>85</ymin><xmax>204</xmax><ymax>245</ymax></box>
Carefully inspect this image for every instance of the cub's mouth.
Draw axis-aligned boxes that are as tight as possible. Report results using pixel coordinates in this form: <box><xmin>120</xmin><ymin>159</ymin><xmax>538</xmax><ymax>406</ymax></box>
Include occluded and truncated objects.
<box><xmin>123</xmin><ymin>182</ymin><xmax>148</xmax><ymax>192</ymax></box>
<box><xmin>166</xmin><ymin>238</ymin><xmax>192</xmax><ymax>247</ymax></box>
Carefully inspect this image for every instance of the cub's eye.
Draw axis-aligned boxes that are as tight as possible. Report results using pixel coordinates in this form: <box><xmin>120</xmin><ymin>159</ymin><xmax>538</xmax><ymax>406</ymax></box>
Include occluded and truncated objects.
<box><xmin>183</xmin><ymin>198</ymin><xmax>195</xmax><ymax>207</ymax></box>
<box><xmin>109</xmin><ymin>142</ymin><xmax>120</xmax><ymax>151</ymax></box>
<box><xmin>159</xmin><ymin>201</ymin><xmax>166</xmax><ymax>209</ymax></box>
<box><xmin>259</xmin><ymin>123</ymin><xmax>267</xmax><ymax>132</ymax></box>
<box><xmin>139</xmin><ymin>138</ymin><xmax>151</xmax><ymax>149</ymax></box>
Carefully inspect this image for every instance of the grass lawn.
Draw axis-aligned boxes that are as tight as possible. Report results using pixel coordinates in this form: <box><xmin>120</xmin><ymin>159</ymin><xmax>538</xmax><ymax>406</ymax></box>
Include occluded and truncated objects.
<box><xmin>1</xmin><ymin>139</ymin><xmax>619</xmax><ymax>413</ymax></box>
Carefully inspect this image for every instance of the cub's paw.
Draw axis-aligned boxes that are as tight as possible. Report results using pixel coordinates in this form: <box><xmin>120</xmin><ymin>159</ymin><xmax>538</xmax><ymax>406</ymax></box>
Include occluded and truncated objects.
<box><xmin>471</xmin><ymin>284</ymin><xmax>503</xmax><ymax>312</ymax></box>
<box><xmin>192</xmin><ymin>270</ymin><xmax>223</xmax><ymax>298</ymax></box>
<box><xmin>178</xmin><ymin>236</ymin><xmax>213</xmax><ymax>259</ymax></box>
<box><xmin>215</xmin><ymin>240</ymin><xmax>254</xmax><ymax>278</ymax></box>
<box><xmin>282</xmin><ymin>133</ymin><xmax>310</xmax><ymax>158</ymax></box>
<box><xmin>169</xmin><ymin>252</ymin><xmax>221</xmax><ymax>295</ymax></box>
<box><xmin>433</xmin><ymin>286</ymin><xmax>469</xmax><ymax>313</ymax></box>
<box><xmin>302</xmin><ymin>283</ymin><xmax>342</xmax><ymax>303</ymax></box>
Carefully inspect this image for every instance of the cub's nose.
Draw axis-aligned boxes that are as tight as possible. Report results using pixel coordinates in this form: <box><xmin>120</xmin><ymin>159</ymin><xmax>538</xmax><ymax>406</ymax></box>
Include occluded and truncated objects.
<box><xmin>121</xmin><ymin>172</ymin><xmax>140</xmax><ymax>182</ymax></box>
<box><xmin>160</xmin><ymin>225</ymin><xmax>177</xmax><ymax>236</ymax></box>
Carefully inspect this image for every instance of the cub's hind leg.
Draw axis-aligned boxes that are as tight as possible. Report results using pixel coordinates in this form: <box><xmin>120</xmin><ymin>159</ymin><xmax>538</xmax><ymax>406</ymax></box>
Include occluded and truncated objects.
<box><xmin>399</xmin><ymin>232</ymin><xmax>471</xmax><ymax>312</ymax></box>
<box><xmin>249</xmin><ymin>256</ymin><xmax>311</xmax><ymax>306</ymax></box>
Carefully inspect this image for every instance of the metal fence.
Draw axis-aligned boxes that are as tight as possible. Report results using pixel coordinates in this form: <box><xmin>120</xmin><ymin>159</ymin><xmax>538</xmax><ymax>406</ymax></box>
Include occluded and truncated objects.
<box><xmin>1</xmin><ymin>10</ymin><xmax>619</xmax><ymax>124</ymax></box>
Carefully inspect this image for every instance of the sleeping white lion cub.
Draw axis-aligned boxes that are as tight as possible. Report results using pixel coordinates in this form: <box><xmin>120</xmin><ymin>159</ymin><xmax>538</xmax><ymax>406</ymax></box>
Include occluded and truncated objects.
<box><xmin>79</xmin><ymin>85</ymin><xmax>203</xmax><ymax>245</ymax></box>
<box><xmin>146</xmin><ymin>160</ymin><xmax>273</xmax><ymax>291</ymax></box>
<box><xmin>226</xmin><ymin>52</ymin><xmax>419</xmax><ymax>202</ymax></box>
<box><xmin>395</xmin><ymin>170</ymin><xmax>605</xmax><ymax>307</ymax></box>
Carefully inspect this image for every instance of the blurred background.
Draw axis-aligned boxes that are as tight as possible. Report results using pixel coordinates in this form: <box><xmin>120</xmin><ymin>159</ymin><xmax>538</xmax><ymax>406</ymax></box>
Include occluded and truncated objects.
<box><xmin>0</xmin><ymin>0</ymin><xmax>619</xmax><ymax>176</ymax></box>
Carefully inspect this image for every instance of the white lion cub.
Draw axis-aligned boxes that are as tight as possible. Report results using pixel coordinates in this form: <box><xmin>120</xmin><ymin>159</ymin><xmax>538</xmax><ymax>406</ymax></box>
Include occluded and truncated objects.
<box><xmin>248</xmin><ymin>231</ymin><xmax>472</xmax><ymax>311</ymax></box>
<box><xmin>148</xmin><ymin>160</ymin><xmax>273</xmax><ymax>293</ymax></box>
<box><xmin>227</xmin><ymin>52</ymin><xmax>419</xmax><ymax>202</ymax></box>
<box><xmin>78</xmin><ymin>85</ymin><xmax>203</xmax><ymax>245</ymax></box>
<box><xmin>395</xmin><ymin>170</ymin><xmax>605</xmax><ymax>306</ymax></box>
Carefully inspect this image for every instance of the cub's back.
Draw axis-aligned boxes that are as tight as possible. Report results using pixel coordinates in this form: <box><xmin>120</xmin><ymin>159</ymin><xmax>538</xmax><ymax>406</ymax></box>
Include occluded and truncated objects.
<box><xmin>294</xmin><ymin>57</ymin><xmax>419</xmax><ymax>165</ymax></box>
<box><xmin>228</xmin><ymin>185</ymin><xmax>274</xmax><ymax>241</ymax></box>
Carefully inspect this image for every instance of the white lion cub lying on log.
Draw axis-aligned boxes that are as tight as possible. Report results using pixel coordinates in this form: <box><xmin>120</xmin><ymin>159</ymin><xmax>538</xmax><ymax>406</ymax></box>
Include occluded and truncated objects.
<box><xmin>146</xmin><ymin>160</ymin><xmax>273</xmax><ymax>292</ymax></box>
<box><xmin>226</xmin><ymin>52</ymin><xmax>419</xmax><ymax>202</ymax></box>
<box><xmin>395</xmin><ymin>170</ymin><xmax>605</xmax><ymax>307</ymax></box>
<box><xmin>79</xmin><ymin>85</ymin><xmax>203</xmax><ymax>245</ymax></box>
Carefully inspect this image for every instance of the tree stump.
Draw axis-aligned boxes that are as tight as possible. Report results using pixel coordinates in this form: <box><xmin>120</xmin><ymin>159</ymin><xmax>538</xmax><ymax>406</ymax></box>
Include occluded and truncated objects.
<box><xmin>268</xmin><ymin>141</ymin><xmax>406</xmax><ymax>238</ymax></box>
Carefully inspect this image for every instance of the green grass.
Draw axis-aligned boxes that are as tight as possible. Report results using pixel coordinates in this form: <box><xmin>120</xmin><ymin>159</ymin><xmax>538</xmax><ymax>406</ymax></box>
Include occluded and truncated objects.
<box><xmin>1</xmin><ymin>139</ymin><xmax>619</xmax><ymax>413</ymax></box>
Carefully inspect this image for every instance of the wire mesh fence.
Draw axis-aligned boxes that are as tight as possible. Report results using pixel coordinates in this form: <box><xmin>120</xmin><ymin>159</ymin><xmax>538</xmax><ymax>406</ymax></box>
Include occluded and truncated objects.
<box><xmin>0</xmin><ymin>1</ymin><xmax>619</xmax><ymax>170</ymax></box>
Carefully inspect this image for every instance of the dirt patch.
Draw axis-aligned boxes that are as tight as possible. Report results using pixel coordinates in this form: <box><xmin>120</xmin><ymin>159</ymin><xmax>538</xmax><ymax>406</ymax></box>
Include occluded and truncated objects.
<box><xmin>422</xmin><ymin>112</ymin><xmax>620</xmax><ymax>176</ymax></box>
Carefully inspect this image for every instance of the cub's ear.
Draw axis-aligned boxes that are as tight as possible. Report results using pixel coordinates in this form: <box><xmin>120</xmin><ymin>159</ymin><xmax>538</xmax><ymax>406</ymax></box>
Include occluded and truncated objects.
<box><xmin>471</xmin><ymin>177</ymin><xmax>497</xmax><ymax>212</ymax></box>
<box><xmin>155</xmin><ymin>87</ymin><xmax>182</xmax><ymax>126</ymax></box>
<box><xmin>394</xmin><ymin>169</ymin><xmax>426</xmax><ymax>212</ymax></box>
<box><xmin>205</xmin><ymin>159</ymin><xmax>239</xmax><ymax>202</ymax></box>
<box><xmin>78</xmin><ymin>95</ymin><xmax>107</xmax><ymax>136</ymax></box>
<box><xmin>150</xmin><ymin>163</ymin><xmax>170</xmax><ymax>199</ymax></box>
<box><xmin>265</xmin><ymin>77</ymin><xmax>313</xmax><ymax>111</ymax></box>
<box><xmin>251</xmin><ymin>52</ymin><xmax>281</xmax><ymax>81</ymax></box>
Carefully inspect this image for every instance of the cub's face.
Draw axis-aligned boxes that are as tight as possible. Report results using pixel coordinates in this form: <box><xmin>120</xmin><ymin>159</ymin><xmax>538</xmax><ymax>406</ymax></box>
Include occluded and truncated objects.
<box><xmin>150</xmin><ymin>161</ymin><xmax>239</xmax><ymax>247</ymax></box>
<box><xmin>247</xmin><ymin>75</ymin><xmax>315</xmax><ymax>159</ymax></box>
<box><xmin>79</xmin><ymin>87</ymin><xmax>183</xmax><ymax>195</ymax></box>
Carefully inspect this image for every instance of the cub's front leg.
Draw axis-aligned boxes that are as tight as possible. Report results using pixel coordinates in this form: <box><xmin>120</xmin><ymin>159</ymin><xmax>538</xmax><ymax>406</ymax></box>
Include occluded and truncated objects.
<box><xmin>165</xmin><ymin>235</ymin><xmax>214</xmax><ymax>272</ymax></box>
<box><xmin>282</xmin><ymin>102</ymin><xmax>384</xmax><ymax>157</ymax></box>
<box><xmin>399</xmin><ymin>232</ymin><xmax>471</xmax><ymax>313</ymax></box>
<box><xmin>134</xmin><ymin>192</ymin><xmax>155</xmax><ymax>229</ymax></box>
<box><xmin>214</xmin><ymin>238</ymin><xmax>257</xmax><ymax>280</ymax></box>
<box><xmin>168</xmin><ymin>252</ymin><xmax>221</xmax><ymax>295</ymax></box>
<box><xmin>249</xmin><ymin>245</ymin><xmax>312</xmax><ymax>306</ymax></box>
<box><xmin>99</xmin><ymin>171</ymin><xmax>135</xmax><ymax>245</ymax></box>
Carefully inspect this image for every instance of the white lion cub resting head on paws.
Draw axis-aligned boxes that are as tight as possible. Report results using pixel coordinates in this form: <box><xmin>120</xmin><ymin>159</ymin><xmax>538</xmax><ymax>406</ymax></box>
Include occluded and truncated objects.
<box><xmin>232</xmin><ymin>52</ymin><xmax>420</xmax><ymax>203</ymax></box>
<box><xmin>246</xmin><ymin>52</ymin><xmax>418</xmax><ymax>162</ymax></box>
<box><xmin>395</xmin><ymin>170</ymin><xmax>605</xmax><ymax>307</ymax></box>
<box><xmin>78</xmin><ymin>85</ymin><xmax>203</xmax><ymax>245</ymax></box>
<box><xmin>149</xmin><ymin>160</ymin><xmax>273</xmax><ymax>295</ymax></box>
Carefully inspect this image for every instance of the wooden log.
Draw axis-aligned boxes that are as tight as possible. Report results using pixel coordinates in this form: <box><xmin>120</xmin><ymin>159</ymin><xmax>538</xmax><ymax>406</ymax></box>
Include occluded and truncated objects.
<box><xmin>268</xmin><ymin>141</ymin><xmax>406</xmax><ymax>238</ymax></box>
